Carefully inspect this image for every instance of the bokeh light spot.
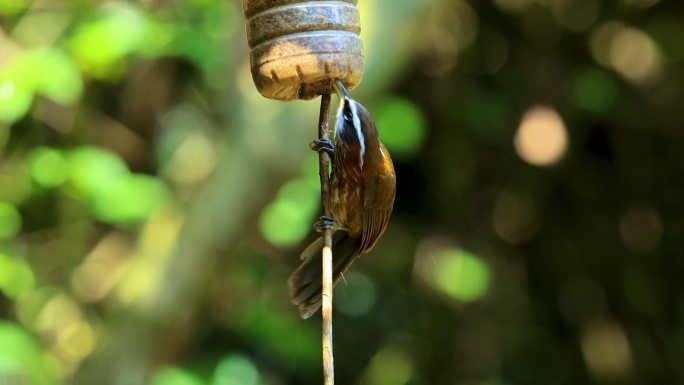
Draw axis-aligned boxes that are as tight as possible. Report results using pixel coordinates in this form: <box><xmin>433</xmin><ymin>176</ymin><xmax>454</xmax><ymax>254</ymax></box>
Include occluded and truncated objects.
<box><xmin>436</xmin><ymin>251</ymin><xmax>489</xmax><ymax>302</ymax></box>
<box><xmin>514</xmin><ymin>106</ymin><xmax>568</xmax><ymax>166</ymax></box>
<box><xmin>430</xmin><ymin>248</ymin><xmax>490</xmax><ymax>302</ymax></box>
<box><xmin>581</xmin><ymin>320</ymin><xmax>632</xmax><ymax>381</ymax></box>
<box><xmin>57</xmin><ymin>321</ymin><xmax>96</xmax><ymax>363</ymax></box>
<box><xmin>32</xmin><ymin>293</ymin><xmax>96</xmax><ymax>365</ymax></box>
<box><xmin>71</xmin><ymin>260</ymin><xmax>120</xmax><ymax>303</ymax></box>
<box><xmin>589</xmin><ymin>22</ymin><xmax>623</xmax><ymax>67</ymax></box>
<box><xmin>0</xmin><ymin>48</ymin><xmax>82</xmax><ymax>123</ymax></box>
<box><xmin>92</xmin><ymin>174</ymin><xmax>170</xmax><ymax>224</ymax></box>
<box><xmin>166</xmin><ymin>133</ymin><xmax>218</xmax><ymax>185</ymax></box>
<box><xmin>608</xmin><ymin>26</ymin><xmax>661</xmax><ymax>84</ymax></box>
<box><xmin>0</xmin><ymin>321</ymin><xmax>53</xmax><ymax>385</ymax></box>
<box><xmin>259</xmin><ymin>178</ymin><xmax>319</xmax><ymax>248</ymax></box>
<box><xmin>551</xmin><ymin>0</ymin><xmax>599</xmax><ymax>32</ymax></box>
<box><xmin>0</xmin><ymin>78</ymin><xmax>33</xmax><ymax>124</ymax></box>
<box><xmin>335</xmin><ymin>272</ymin><xmax>377</xmax><ymax>317</ymax></box>
<box><xmin>152</xmin><ymin>367</ymin><xmax>206</xmax><ymax>385</ymax></box>
<box><xmin>374</xmin><ymin>96</ymin><xmax>426</xmax><ymax>160</ymax></box>
<box><xmin>213</xmin><ymin>354</ymin><xmax>260</xmax><ymax>385</ymax></box>
<box><xmin>21</xmin><ymin>49</ymin><xmax>83</xmax><ymax>104</ymax></box>
<box><xmin>28</xmin><ymin>147</ymin><xmax>69</xmax><ymax>188</ymax></box>
<box><xmin>0</xmin><ymin>202</ymin><xmax>22</xmax><ymax>240</ymax></box>
<box><xmin>0</xmin><ymin>253</ymin><xmax>35</xmax><ymax>299</ymax></box>
<box><xmin>363</xmin><ymin>345</ymin><xmax>415</xmax><ymax>385</ymax></box>
<box><xmin>2</xmin><ymin>261</ymin><xmax>35</xmax><ymax>300</ymax></box>
<box><xmin>67</xmin><ymin>147</ymin><xmax>169</xmax><ymax>223</ymax></box>
<box><xmin>427</xmin><ymin>0</ymin><xmax>480</xmax><ymax>59</ymax></box>
<box><xmin>67</xmin><ymin>146</ymin><xmax>129</xmax><ymax>198</ymax></box>
<box><xmin>590</xmin><ymin>22</ymin><xmax>662</xmax><ymax>85</ymax></box>
<box><xmin>158</xmin><ymin>105</ymin><xmax>219</xmax><ymax>186</ymax></box>
<box><xmin>35</xmin><ymin>294</ymin><xmax>82</xmax><ymax>335</ymax></box>
<box><xmin>71</xmin><ymin>232</ymin><xmax>131</xmax><ymax>303</ymax></box>
<box><xmin>69</xmin><ymin>3</ymin><xmax>147</xmax><ymax>78</ymax></box>
<box><xmin>572</xmin><ymin>68</ymin><xmax>618</xmax><ymax>113</ymax></box>
<box><xmin>36</xmin><ymin>51</ymin><xmax>82</xmax><ymax>104</ymax></box>
<box><xmin>14</xmin><ymin>287</ymin><xmax>55</xmax><ymax>331</ymax></box>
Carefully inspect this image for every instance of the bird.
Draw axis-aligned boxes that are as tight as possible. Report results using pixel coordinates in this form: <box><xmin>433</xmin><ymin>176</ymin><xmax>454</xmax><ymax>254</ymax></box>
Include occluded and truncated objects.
<box><xmin>288</xmin><ymin>81</ymin><xmax>396</xmax><ymax>319</ymax></box>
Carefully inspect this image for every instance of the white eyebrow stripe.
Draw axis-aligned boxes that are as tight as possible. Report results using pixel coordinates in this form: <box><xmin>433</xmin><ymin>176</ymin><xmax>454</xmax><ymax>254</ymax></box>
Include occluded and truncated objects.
<box><xmin>334</xmin><ymin>100</ymin><xmax>345</xmax><ymax>137</ymax></box>
<box><xmin>349</xmin><ymin>100</ymin><xmax>365</xmax><ymax>169</ymax></box>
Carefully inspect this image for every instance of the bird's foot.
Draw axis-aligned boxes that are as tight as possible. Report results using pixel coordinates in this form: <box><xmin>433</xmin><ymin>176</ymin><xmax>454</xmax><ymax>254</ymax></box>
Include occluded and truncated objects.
<box><xmin>310</xmin><ymin>138</ymin><xmax>334</xmax><ymax>157</ymax></box>
<box><xmin>314</xmin><ymin>216</ymin><xmax>348</xmax><ymax>233</ymax></box>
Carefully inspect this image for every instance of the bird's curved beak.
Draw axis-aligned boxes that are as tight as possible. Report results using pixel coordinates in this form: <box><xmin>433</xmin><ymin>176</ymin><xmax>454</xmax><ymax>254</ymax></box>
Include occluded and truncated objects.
<box><xmin>332</xmin><ymin>80</ymin><xmax>350</xmax><ymax>100</ymax></box>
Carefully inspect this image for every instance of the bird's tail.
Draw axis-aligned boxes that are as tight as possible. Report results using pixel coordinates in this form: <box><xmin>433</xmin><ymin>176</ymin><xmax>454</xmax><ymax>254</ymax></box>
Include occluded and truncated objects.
<box><xmin>288</xmin><ymin>232</ymin><xmax>359</xmax><ymax>319</ymax></box>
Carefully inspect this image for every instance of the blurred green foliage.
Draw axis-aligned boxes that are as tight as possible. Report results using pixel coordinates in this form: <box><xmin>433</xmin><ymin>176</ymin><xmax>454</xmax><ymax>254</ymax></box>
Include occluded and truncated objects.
<box><xmin>0</xmin><ymin>49</ymin><xmax>81</xmax><ymax>123</ymax></box>
<box><xmin>0</xmin><ymin>322</ymin><xmax>53</xmax><ymax>385</ymax></box>
<box><xmin>374</xmin><ymin>97</ymin><xmax>426</xmax><ymax>160</ymax></box>
<box><xmin>0</xmin><ymin>252</ymin><xmax>34</xmax><ymax>299</ymax></box>
<box><xmin>65</xmin><ymin>146</ymin><xmax>170</xmax><ymax>223</ymax></box>
<box><xmin>28</xmin><ymin>147</ymin><xmax>69</xmax><ymax>188</ymax></box>
<box><xmin>151</xmin><ymin>367</ymin><xmax>205</xmax><ymax>385</ymax></box>
<box><xmin>431</xmin><ymin>248</ymin><xmax>490</xmax><ymax>302</ymax></box>
<box><xmin>571</xmin><ymin>68</ymin><xmax>618</xmax><ymax>113</ymax></box>
<box><xmin>335</xmin><ymin>272</ymin><xmax>377</xmax><ymax>317</ymax></box>
<box><xmin>0</xmin><ymin>203</ymin><xmax>21</xmax><ymax>240</ymax></box>
<box><xmin>259</xmin><ymin>175</ymin><xmax>319</xmax><ymax>248</ymax></box>
<box><xmin>1</xmin><ymin>0</ymin><xmax>684</xmax><ymax>384</ymax></box>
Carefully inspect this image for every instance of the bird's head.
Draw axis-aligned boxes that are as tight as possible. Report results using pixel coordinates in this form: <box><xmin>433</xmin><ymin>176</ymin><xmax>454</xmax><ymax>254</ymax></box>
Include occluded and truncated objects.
<box><xmin>333</xmin><ymin>81</ymin><xmax>380</xmax><ymax>171</ymax></box>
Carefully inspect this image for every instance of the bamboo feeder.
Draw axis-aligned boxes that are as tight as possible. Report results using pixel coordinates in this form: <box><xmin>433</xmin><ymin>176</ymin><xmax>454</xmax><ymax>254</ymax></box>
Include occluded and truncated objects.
<box><xmin>242</xmin><ymin>0</ymin><xmax>364</xmax><ymax>100</ymax></box>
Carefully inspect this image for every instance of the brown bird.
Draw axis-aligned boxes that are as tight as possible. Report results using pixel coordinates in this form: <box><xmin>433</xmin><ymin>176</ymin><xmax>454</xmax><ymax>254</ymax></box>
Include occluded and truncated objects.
<box><xmin>288</xmin><ymin>82</ymin><xmax>396</xmax><ymax>319</ymax></box>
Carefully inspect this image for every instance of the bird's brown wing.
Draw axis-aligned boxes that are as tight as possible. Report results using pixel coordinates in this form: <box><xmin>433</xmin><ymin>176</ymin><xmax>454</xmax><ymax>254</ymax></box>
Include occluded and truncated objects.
<box><xmin>359</xmin><ymin>172</ymin><xmax>396</xmax><ymax>254</ymax></box>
